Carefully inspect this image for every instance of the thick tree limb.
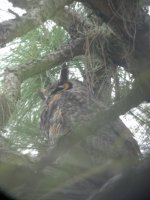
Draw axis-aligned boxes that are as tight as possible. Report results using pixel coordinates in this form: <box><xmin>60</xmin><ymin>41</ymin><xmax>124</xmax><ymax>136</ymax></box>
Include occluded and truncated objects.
<box><xmin>83</xmin><ymin>0</ymin><xmax>150</xmax><ymax>73</ymax></box>
<box><xmin>0</xmin><ymin>70</ymin><xmax>21</xmax><ymax>129</ymax></box>
<box><xmin>0</xmin><ymin>0</ymin><xmax>73</xmax><ymax>47</ymax></box>
<box><xmin>140</xmin><ymin>0</ymin><xmax>150</xmax><ymax>6</ymax></box>
<box><xmin>88</xmin><ymin>159</ymin><xmax>150</xmax><ymax>200</ymax></box>
<box><xmin>53</xmin><ymin>7</ymin><xmax>93</xmax><ymax>39</ymax></box>
<box><xmin>8</xmin><ymin>0</ymin><xmax>39</xmax><ymax>9</ymax></box>
<box><xmin>16</xmin><ymin>37</ymin><xmax>85</xmax><ymax>82</ymax></box>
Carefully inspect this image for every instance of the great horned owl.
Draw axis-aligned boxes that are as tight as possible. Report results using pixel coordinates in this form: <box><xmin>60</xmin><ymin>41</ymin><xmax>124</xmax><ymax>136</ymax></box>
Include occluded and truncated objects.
<box><xmin>40</xmin><ymin>65</ymin><xmax>140</xmax><ymax>165</ymax></box>
<box><xmin>40</xmin><ymin>79</ymin><xmax>90</xmax><ymax>147</ymax></box>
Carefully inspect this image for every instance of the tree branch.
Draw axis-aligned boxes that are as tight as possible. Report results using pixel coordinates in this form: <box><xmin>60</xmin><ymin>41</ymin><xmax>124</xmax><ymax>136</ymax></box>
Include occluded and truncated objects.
<box><xmin>0</xmin><ymin>69</ymin><xmax>21</xmax><ymax>129</ymax></box>
<box><xmin>0</xmin><ymin>0</ymin><xmax>73</xmax><ymax>47</ymax></box>
<box><xmin>8</xmin><ymin>0</ymin><xmax>38</xmax><ymax>9</ymax></box>
<box><xmin>16</xmin><ymin>37</ymin><xmax>85</xmax><ymax>82</ymax></box>
<box><xmin>83</xmin><ymin>0</ymin><xmax>150</xmax><ymax>71</ymax></box>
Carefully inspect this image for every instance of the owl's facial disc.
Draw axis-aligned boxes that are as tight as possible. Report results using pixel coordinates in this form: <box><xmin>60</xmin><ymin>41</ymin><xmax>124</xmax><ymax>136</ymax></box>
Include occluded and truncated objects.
<box><xmin>52</xmin><ymin>81</ymin><xmax>72</xmax><ymax>93</ymax></box>
<box><xmin>51</xmin><ymin>85</ymin><xmax>63</xmax><ymax>95</ymax></box>
<box><xmin>50</xmin><ymin>81</ymin><xmax>73</xmax><ymax>96</ymax></box>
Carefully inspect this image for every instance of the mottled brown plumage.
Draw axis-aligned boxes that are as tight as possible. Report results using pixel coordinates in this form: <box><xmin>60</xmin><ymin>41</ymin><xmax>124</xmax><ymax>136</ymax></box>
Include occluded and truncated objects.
<box><xmin>40</xmin><ymin>79</ymin><xmax>89</xmax><ymax>147</ymax></box>
<box><xmin>40</xmin><ymin>78</ymin><xmax>140</xmax><ymax>165</ymax></box>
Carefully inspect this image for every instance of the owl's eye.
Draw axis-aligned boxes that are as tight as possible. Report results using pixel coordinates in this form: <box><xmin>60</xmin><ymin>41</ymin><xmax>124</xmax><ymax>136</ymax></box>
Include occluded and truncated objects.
<box><xmin>39</xmin><ymin>81</ymin><xmax>73</xmax><ymax>101</ymax></box>
<box><xmin>51</xmin><ymin>85</ymin><xmax>63</xmax><ymax>95</ymax></box>
<box><xmin>51</xmin><ymin>81</ymin><xmax>73</xmax><ymax>95</ymax></box>
<box><xmin>63</xmin><ymin>82</ymin><xmax>73</xmax><ymax>90</ymax></box>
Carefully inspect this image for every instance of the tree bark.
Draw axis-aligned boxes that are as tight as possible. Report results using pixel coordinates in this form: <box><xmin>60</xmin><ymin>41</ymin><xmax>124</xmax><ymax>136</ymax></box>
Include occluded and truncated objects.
<box><xmin>0</xmin><ymin>70</ymin><xmax>20</xmax><ymax>129</ymax></box>
<box><xmin>0</xmin><ymin>0</ymin><xmax>73</xmax><ymax>47</ymax></box>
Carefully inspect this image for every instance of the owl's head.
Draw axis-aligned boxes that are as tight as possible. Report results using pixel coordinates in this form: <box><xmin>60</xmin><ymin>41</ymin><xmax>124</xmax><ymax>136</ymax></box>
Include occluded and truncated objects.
<box><xmin>39</xmin><ymin>81</ymin><xmax>73</xmax><ymax>101</ymax></box>
<box><xmin>39</xmin><ymin>63</ymin><xmax>71</xmax><ymax>100</ymax></box>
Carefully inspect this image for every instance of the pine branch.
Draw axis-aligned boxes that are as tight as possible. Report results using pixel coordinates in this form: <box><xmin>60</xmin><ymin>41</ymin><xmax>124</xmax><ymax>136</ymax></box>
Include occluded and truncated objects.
<box><xmin>0</xmin><ymin>0</ymin><xmax>74</xmax><ymax>47</ymax></box>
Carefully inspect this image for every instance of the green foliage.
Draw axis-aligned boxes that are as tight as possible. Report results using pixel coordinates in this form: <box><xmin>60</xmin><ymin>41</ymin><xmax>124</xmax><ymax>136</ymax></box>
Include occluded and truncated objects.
<box><xmin>0</xmin><ymin>21</ymin><xmax>87</xmax><ymax>155</ymax></box>
<box><xmin>7</xmin><ymin>75</ymin><xmax>44</xmax><ymax>152</ymax></box>
<box><xmin>1</xmin><ymin>22</ymin><xmax>68</xmax><ymax>68</ymax></box>
<box><xmin>0</xmin><ymin>22</ymin><xmax>68</xmax><ymax>154</ymax></box>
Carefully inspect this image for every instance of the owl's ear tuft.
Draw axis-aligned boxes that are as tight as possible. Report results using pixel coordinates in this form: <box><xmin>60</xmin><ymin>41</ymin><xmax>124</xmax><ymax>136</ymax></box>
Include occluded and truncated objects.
<box><xmin>60</xmin><ymin>63</ymin><xmax>69</xmax><ymax>84</ymax></box>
